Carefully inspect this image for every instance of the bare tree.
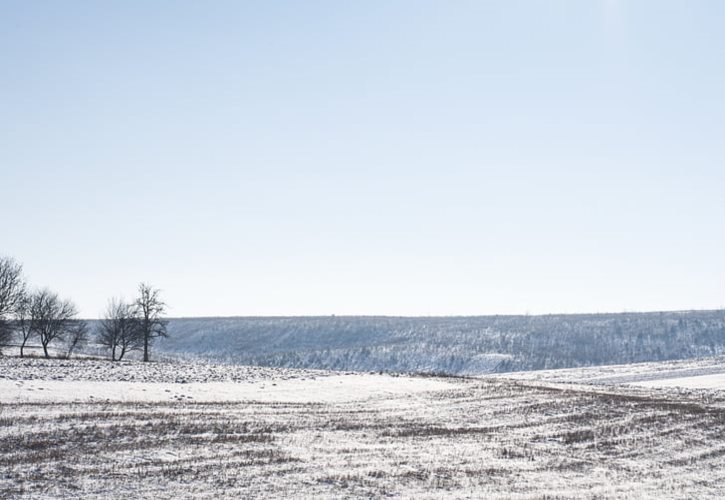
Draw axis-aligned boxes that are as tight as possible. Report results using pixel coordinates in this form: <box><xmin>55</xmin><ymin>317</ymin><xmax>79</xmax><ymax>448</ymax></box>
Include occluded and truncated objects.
<box><xmin>64</xmin><ymin>320</ymin><xmax>89</xmax><ymax>359</ymax></box>
<box><xmin>135</xmin><ymin>283</ymin><xmax>168</xmax><ymax>362</ymax></box>
<box><xmin>30</xmin><ymin>289</ymin><xmax>79</xmax><ymax>358</ymax></box>
<box><xmin>97</xmin><ymin>299</ymin><xmax>142</xmax><ymax>361</ymax></box>
<box><xmin>0</xmin><ymin>256</ymin><xmax>25</xmax><ymax>352</ymax></box>
<box><xmin>15</xmin><ymin>292</ymin><xmax>33</xmax><ymax>357</ymax></box>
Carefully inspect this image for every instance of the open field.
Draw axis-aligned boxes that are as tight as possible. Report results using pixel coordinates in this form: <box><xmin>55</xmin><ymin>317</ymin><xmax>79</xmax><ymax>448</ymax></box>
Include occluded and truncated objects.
<box><xmin>633</xmin><ymin>373</ymin><xmax>725</xmax><ymax>390</ymax></box>
<box><xmin>2</xmin><ymin>357</ymin><xmax>725</xmax><ymax>498</ymax></box>
<box><xmin>499</xmin><ymin>355</ymin><xmax>725</xmax><ymax>387</ymax></box>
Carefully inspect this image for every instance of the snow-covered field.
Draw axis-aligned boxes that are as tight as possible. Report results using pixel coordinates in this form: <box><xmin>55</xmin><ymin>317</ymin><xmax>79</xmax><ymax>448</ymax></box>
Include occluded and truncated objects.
<box><xmin>498</xmin><ymin>355</ymin><xmax>725</xmax><ymax>388</ymax></box>
<box><xmin>2</xmin><ymin>356</ymin><xmax>725</xmax><ymax>499</ymax></box>
<box><xmin>633</xmin><ymin>373</ymin><xmax>725</xmax><ymax>390</ymax></box>
<box><xmin>0</xmin><ymin>358</ymin><xmax>452</xmax><ymax>404</ymax></box>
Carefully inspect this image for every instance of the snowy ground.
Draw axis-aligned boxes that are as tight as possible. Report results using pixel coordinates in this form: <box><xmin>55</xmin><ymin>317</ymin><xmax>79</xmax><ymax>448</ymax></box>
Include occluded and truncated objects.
<box><xmin>2</xmin><ymin>356</ymin><xmax>725</xmax><ymax>498</ymax></box>
<box><xmin>0</xmin><ymin>356</ymin><xmax>333</xmax><ymax>384</ymax></box>
<box><xmin>633</xmin><ymin>373</ymin><xmax>725</xmax><ymax>390</ymax></box>
<box><xmin>0</xmin><ymin>357</ymin><xmax>453</xmax><ymax>404</ymax></box>
<box><xmin>499</xmin><ymin>355</ymin><xmax>725</xmax><ymax>387</ymax></box>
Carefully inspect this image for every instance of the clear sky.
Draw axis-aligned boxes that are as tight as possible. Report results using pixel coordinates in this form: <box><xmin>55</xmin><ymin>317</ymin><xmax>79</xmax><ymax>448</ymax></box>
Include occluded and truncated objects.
<box><xmin>2</xmin><ymin>1</ymin><xmax>724</xmax><ymax>318</ymax></box>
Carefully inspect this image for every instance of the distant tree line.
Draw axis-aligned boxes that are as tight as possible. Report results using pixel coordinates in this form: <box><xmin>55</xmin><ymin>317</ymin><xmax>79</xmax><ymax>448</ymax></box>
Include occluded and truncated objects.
<box><xmin>158</xmin><ymin>313</ymin><xmax>725</xmax><ymax>375</ymax></box>
<box><xmin>0</xmin><ymin>256</ymin><xmax>167</xmax><ymax>361</ymax></box>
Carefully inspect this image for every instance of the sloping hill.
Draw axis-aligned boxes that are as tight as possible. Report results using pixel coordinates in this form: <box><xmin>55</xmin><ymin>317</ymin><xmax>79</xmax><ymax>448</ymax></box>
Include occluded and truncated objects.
<box><xmin>155</xmin><ymin>311</ymin><xmax>725</xmax><ymax>374</ymax></box>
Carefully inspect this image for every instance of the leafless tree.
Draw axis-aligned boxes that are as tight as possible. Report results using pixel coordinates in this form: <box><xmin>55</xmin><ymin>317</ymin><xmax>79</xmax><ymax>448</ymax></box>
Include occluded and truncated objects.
<box><xmin>97</xmin><ymin>299</ymin><xmax>143</xmax><ymax>361</ymax></box>
<box><xmin>135</xmin><ymin>283</ymin><xmax>168</xmax><ymax>362</ymax></box>
<box><xmin>15</xmin><ymin>292</ymin><xmax>33</xmax><ymax>357</ymax></box>
<box><xmin>30</xmin><ymin>289</ymin><xmax>79</xmax><ymax>358</ymax></box>
<box><xmin>0</xmin><ymin>256</ymin><xmax>25</xmax><ymax>352</ymax></box>
<box><xmin>64</xmin><ymin>320</ymin><xmax>89</xmax><ymax>358</ymax></box>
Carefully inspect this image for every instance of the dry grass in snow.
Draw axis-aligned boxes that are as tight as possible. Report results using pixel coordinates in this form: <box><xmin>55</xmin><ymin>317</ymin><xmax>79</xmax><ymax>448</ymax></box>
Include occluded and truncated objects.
<box><xmin>2</xmin><ymin>357</ymin><xmax>725</xmax><ymax>499</ymax></box>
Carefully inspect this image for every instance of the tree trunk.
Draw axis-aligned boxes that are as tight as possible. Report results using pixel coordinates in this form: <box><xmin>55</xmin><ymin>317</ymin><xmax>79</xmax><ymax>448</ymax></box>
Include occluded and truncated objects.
<box><xmin>42</xmin><ymin>341</ymin><xmax>49</xmax><ymax>359</ymax></box>
<box><xmin>20</xmin><ymin>339</ymin><xmax>26</xmax><ymax>358</ymax></box>
<box><xmin>143</xmin><ymin>337</ymin><xmax>149</xmax><ymax>362</ymax></box>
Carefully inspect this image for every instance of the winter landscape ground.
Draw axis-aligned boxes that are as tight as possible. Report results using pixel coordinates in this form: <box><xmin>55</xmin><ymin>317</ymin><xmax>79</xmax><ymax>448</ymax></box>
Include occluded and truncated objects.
<box><xmin>2</xmin><ymin>355</ymin><xmax>725</xmax><ymax>499</ymax></box>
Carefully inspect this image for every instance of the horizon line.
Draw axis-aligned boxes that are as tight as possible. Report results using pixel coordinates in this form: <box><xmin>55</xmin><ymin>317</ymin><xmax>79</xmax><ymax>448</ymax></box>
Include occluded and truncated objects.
<box><xmin>84</xmin><ymin>307</ymin><xmax>725</xmax><ymax>322</ymax></box>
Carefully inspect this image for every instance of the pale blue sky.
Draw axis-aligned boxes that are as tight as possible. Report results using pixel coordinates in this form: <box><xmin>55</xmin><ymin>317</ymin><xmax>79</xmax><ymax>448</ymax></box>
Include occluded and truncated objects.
<box><xmin>2</xmin><ymin>1</ymin><xmax>724</xmax><ymax>317</ymax></box>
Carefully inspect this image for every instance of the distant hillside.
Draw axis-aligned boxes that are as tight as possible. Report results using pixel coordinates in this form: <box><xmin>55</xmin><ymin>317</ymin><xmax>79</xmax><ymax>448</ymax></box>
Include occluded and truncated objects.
<box><xmin>155</xmin><ymin>311</ymin><xmax>725</xmax><ymax>375</ymax></box>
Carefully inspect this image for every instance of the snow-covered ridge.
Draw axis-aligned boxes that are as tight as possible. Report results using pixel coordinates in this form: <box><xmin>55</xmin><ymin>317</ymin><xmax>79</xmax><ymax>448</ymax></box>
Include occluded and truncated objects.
<box><xmin>0</xmin><ymin>356</ymin><xmax>457</xmax><ymax>405</ymax></box>
<box><xmin>0</xmin><ymin>356</ymin><xmax>331</xmax><ymax>384</ymax></box>
<box><xmin>150</xmin><ymin>311</ymin><xmax>725</xmax><ymax>374</ymax></box>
